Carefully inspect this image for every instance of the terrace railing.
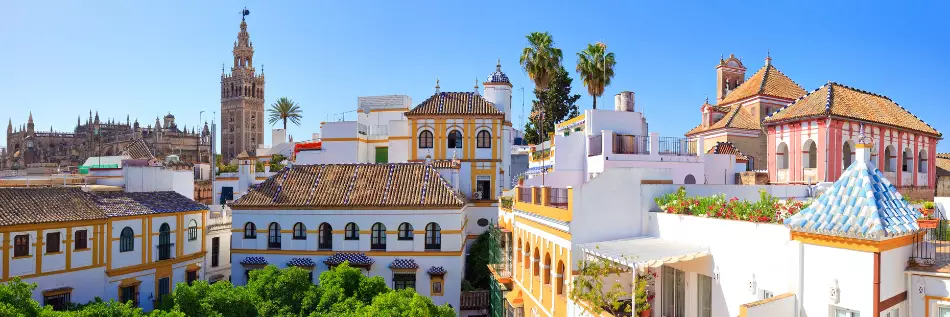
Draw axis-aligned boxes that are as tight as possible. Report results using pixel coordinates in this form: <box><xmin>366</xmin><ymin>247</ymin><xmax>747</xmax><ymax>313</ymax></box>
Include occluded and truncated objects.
<box><xmin>588</xmin><ymin>135</ymin><xmax>603</xmax><ymax>156</ymax></box>
<box><xmin>547</xmin><ymin>188</ymin><xmax>569</xmax><ymax>209</ymax></box>
<box><xmin>912</xmin><ymin>205</ymin><xmax>950</xmax><ymax>265</ymax></box>
<box><xmin>658</xmin><ymin>137</ymin><xmax>697</xmax><ymax>156</ymax></box>
<box><xmin>519</xmin><ymin>188</ymin><xmax>532</xmax><ymax>203</ymax></box>
<box><xmin>613</xmin><ymin>134</ymin><xmax>649</xmax><ymax>155</ymax></box>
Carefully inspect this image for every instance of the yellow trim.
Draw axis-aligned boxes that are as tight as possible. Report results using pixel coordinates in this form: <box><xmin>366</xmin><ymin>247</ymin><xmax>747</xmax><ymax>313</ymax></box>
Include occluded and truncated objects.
<box><xmin>186</xmin><ymin>263</ymin><xmax>201</xmax><ymax>272</ymax></box>
<box><xmin>389</xmin><ymin>136</ymin><xmax>411</xmax><ymax>140</ymax></box>
<box><xmin>513</xmin><ymin>215</ymin><xmax>573</xmax><ymax>241</ymax></box>
<box><xmin>322</xmin><ymin>137</ymin><xmax>360</xmax><ymax>142</ymax></box>
<box><xmin>926</xmin><ymin>295</ymin><xmax>950</xmax><ymax>317</ymax></box>
<box><xmin>42</xmin><ymin>287</ymin><xmax>73</xmax><ymax>297</ymax></box>
<box><xmin>35</xmin><ymin>230</ymin><xmax>42</xmax><ymax>273</ymax></box>
<box><xmin>410</xmin><ymin>119</ymin><xmax>417</xmax><ymax>160</ymax></box>
<box><xmin>790</xmin><ymin>231</ymin><xmax>922</xmax><ymax>252</ymax></box>
<box><xmin>105</xmin><ymin>251</ymin><xmax>206</xmax><ymax>277</ymax></box>
<box><xmin>44</xmin><ymin>251</ymin><xmax>63</xmax><ymax>255</ymax></box>
<box><xmin>513</xmin><ymin>189</ymin><xmax>573</xmax><ymax>222</ymax></box>
<box><xmin>232</xmin><ymin>248</ymin><xmax>465</xmax><ymax>257</ymax></box>
<box><xmin>118</xmin><ymin>277</ymin><xmax>142</xmax><ymax>287</ymax></box>
<box><xmin>556</xmin><ymin>114</ymin><xmax>586</xmax><ymax>129</ymax></box>
<box><xmin>1</xmin><ymin>264</ymin><xmax>102</xmax><ymax>282</ymax></box>
<box><xmin>65</xmin><ymin>227</ymin><xmax>72</xmax><ymax>270</ymax></box>
<box><xmin>12</xmin><ymin>255</ymin><xmax>31</xmax><ymax>260</ymax></box>
<box><xmin>430</xmin><ymin>275</ymin><xmax>444</xmax><ymax>296</ymax></box>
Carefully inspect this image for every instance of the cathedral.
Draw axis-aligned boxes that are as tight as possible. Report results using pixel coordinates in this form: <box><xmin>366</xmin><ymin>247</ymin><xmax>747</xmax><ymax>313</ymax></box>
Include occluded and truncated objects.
<box><xmin>4</xmin><ymin>111</ymin><xmax>211</xmax><ymax>170</ymax></box>
<box><xmin>220</xmin><ymin>13</ymin><xmax>265</xmax><ymax>163</ymax></box>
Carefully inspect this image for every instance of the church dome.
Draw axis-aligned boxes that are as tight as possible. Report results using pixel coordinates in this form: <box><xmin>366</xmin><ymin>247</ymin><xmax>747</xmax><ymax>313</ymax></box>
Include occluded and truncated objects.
<box><xmin>486</xmin><ymin>59</ymin><xmax>510</xmax><ymax>84</ymax></box>
<box><xmin>164</xmin><ymin>113</ymin><xmax>175</xmax><ymax>119</ymax></box>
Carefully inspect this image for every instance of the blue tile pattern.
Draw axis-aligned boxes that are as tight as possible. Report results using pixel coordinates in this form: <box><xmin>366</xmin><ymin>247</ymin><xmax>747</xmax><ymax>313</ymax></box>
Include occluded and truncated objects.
<box><xmin>784</xmin><ymin>157</ymin><xmax>921</xmax><ymax>240</ymax></box>
<box><xmin>427</xmin><ymin>266</ymin><xmax>446</xmax><ymax>276</ymax></box>
<box><xmin>486</xmin><ymin>71</ymin><xmax>510</xmax><ymax>84</ymax></box>
<box><xmin>324</xmin><ymin>252</ymin><xmax>375</xmax><ymax>266</ymax></box>
<box><xmin>241</xmin><ymin>256</ymin><xmax>268</xmax><ymax>265</ymax></box>
<box><xmin>389</xmin><ymin>258</ymin><xmax>419</xmax><ymax>269</ymax></box>
<box><xmin>287</xmin><ymin>257</ymin><xmax>316</xmax><ymax>267</ymax></box>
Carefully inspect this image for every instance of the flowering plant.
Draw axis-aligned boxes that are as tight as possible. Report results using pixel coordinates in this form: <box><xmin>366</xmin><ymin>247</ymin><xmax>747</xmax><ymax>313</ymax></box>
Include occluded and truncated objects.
<box><xmin>655</xmin><ymin>187</ymin><xmax>811</xmax><ymax>224</ymax></box>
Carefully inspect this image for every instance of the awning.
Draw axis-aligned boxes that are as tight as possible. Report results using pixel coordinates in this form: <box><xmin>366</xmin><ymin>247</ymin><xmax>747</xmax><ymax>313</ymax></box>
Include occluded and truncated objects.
<box><xmin>577</xmin><ymin>236</ymin><xmax>709</xmax><ymax>268</ymax></box>
<box><xmin>504</xmin><ymin>289</ymin><xmax>524</xmax><ymax>307</ymax></box>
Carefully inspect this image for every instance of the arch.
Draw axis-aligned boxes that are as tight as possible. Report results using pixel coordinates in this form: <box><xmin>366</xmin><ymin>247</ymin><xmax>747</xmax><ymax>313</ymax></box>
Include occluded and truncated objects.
<box><xmin>842</xmin><ymin>141</ymin><xmax>854</xmax><ymax>168</ymax></box>
<box><xmin>318</xmin><ymin>222</ymin><xmax>332</xmax><ymax>250</ymax></box>
<box><xmin>903</xmin><ymin>147</ymin><xmax>913</xmax><ymax>172</ymax></box>
<box><xmin>158</xmin><ymin>223</ymin><xmax>171</xmax><ymax>260</ymax></box>
<box><xmin>188</xmin><ymin>219</ymin><xmax>198</xmax><ymax>241</ymax></box>
<box><xmin>398</xmin><ymin>222</ymin><xmax>414</xmax><ymax>240</ymax></box>
<box><xmin>268</xmin><ymin>222</ymin><xmax>281</xmax><ymax>249</ymax></box>
<box><xmin>476</xmin><ymin>130</ymin><xmax>492</xmax><ymax>148</ymax></box>
<box><xmin>684</xmin><ymin>174</ymin><xmax>696</xmax><ymax>184</ymax></box>
<box><xmin>532</xmin><ymin>248</ymin><xmax>540</xmax><ymax>276</ymax></box>
<box><xmin>919</xmin><ymin>149</ymin><xmax>929</xmax><ymax>173</ymax></box>
<box><xmin>293</xmin><ymin>222</ymin><xmax>306</xmax><ymax>240</ymax></box>
<box><xmin>776</xmin><ymin>142</ymin><xmax>789</xmax><ymax>169</ymax></box>
<box><xmin>556</xmin><ymin>260</ymin><xmax>566</xmax><ymax>295</ymax></box>
<box><xmin>252</xmin><ymin>83</ymin><xmax>257</xmax><ymax>98</ymax></box>
<box><xmin>345</xmin><ymin>222</ymin><xmax>359</xmax><ymax>240</ymax></box>
<box><xmin>371</xmin><ymin>222</ymin><xmax>387</xmax><ymax>250</ymax></box>
<box><xmin>418</xmin><ymin>130</ymin><xmax>434</xmax><ymax>149</ymax></box>
<box><xmin>447</xmin><ymin>130</ymin><xmax>463</xmax><ymax>149</ymax></box>
<box><xmin>120</xmin><ymin>227</ymin><xmax>134</xmax><ymax>252</ymax></box>
<box><xmin>543</xmin><ymin>253</ymin><xmax>552</xmax><ymax>285</ymax></box>
<box><xmin>244</xmin><ymin>222</ymin><xmax>257</xmax><ymax>239</ymax></box>
<box><xmin>425</xmin><ymin>222</ymin><xmax>441</xmax><ymax>250</ymax></box>
<box><xmin>519</xmin><ymin>238</ymin><xmax>527</xmax><ymax>269</ymax></box>
<box><xmin>884</xmin><ymin>145</ymin><xmax>896</xmax><ymax>172</ymax></box>
<box><xmin>802</xmin><ymin>139</ymin><xmax>818</xmax><ymax>169</ymax></box>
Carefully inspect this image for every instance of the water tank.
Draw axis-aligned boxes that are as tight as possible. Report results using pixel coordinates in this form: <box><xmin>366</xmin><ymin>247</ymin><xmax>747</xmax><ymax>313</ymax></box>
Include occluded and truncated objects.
<box><xmin>614</xmin><ymin>91</ymin><xmax>635</xmax><ymax>112</ymax></box>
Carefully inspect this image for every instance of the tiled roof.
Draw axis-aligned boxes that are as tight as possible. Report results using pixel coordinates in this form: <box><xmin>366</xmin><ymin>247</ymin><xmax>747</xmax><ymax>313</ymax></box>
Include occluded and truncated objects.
<box><xmin>764</xmin><ymin>82</ymin><xmax>941</xmax><ymax>137</ymax></box>
<box><xmin>287</xmin><ymin>257</ymin><xmax>316</xmax><ymax>267</ymax></box>
<box><xmin>685</xmin><ymin>103</ymin><xmax>762</xmax><ymax>135</ymax></box>
<box><xmin>720</xmin><ymin>62</ymin><xmax>806</xmax><ymax>105</ymax></box>
<box><xmin>91</xmin><ymin>191</ymin><xmax>208</xmax><ymax>217</ymax></box>
<box><xmin>0</xmin><ymin>188</ymin><xmax>106</xmax><ymax>226</ymax></box>
<box><xmin>784</xmin><ymin>150</ymin><xmax>920</xmax><ymax>240</ymax></box>
<box><xmin>121</xmin><ymin>139</ymin><xmax>154</xmax><ymax>160</ymax></box>
<box><xmin>324</xmin><ymin>253</ymin><xmax>375</xmax><ymax>267</ymax></box>
<box><xmin>427</xmin><ymin>266</ymin><xmax>446</xmax><ymax>276</ymax></box>
<box><xmin>937</xmin><ymin>154</ymin><xmax>950</xmax><ymax>177</ymax></box>
<box><xmin>231</xmin><ymin>163</ymin><xmax>466</xmax><ymax>209</ymax></box>
<box><xmin>431</xmin><ymin>160</ymin><xmax>461</xmax><ymax>169</ymax></box>
<box><xmin>486</xmin><ymin>60</ymin><xmax>511</xmax><ymax>85</ymax></box>
<box><xmin>241</xmin><ymin>256</ymin><xmax>268</xmax><ymax>265</ymax></box>
<box><xmin>389</xmin><ymin>258</ymin><xmax>419</xmax><ymax>269</ymax></box>
<box><xmin>405</xmin><ymin>92</ymin><xmax>503</xmax><ymax>117</ymax></box>
<box><xmin>460</xmin><ymin>290</ymin><xmax>490</xmax><ymax>310</ymax></box>
<box><xmin>706</xmin><ymin>142</ymin><xmax>750</xmax><ymax>162</ymax></box>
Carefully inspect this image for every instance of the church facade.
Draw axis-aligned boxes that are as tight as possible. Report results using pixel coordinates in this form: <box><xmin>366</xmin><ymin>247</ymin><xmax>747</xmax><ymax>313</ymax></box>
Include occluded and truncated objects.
<box><xmin>220</xmin><ymin>16</ymin><xmax>265</xmax><ymax>163</ymax></box>
<box><xmin>4</xmin><ymin>112</ymin><xmax>211</xmax><ymax>169</ymax></box>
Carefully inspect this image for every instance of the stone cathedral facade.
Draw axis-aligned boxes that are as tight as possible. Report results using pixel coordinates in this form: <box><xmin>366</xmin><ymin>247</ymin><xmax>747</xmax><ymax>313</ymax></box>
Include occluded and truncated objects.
<box><xmin>220</xmin><ymin>16</ymin><xmax>265</xmax><ymax>162</ymax></box>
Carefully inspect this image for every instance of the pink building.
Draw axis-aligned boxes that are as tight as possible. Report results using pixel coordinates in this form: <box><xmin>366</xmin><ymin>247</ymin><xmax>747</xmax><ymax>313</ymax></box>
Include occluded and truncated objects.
<box><xmin>763</xmin><ymin>82</ymin><xmax>941</xmax><ymax>189</ymax></box>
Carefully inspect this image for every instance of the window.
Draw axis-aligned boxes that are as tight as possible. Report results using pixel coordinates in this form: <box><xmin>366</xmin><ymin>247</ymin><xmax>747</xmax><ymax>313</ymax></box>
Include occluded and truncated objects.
<box><xmin>398</xmin><ymin>222</ymin><xmax>414</xmax><ymax>240</ymax></box>
<box><xmin>345</xmin><ymin>223</ymin><xmax>359</xmax><ymax>240</ymax></box>
<box><xmin>74</xmin><ymin>230</ymin><xmax>88</xmax><ymax>250</ymax></box>
<box><xmin>43</xmin><ymin>292</ymin><xmax>70</xmax><ymax>311</ymax></box>
<box><xmin>903</xmin><ymin>149</ymin><xmax>912</xmax><ymax>172</ymax></box>
<box><xmin>220</xmin><ymin>186</ymin><xmax>234</xmax><ymax>204</ymax></box>
<box><xmin>293</xmin><ymin>222</ymin><xmax>306</xmax><ymax>240</ymax></box>
<box><xmin>662</xmin><ymin>266</ymin><xmax>686</xmax><ymax>317</ymax></box>
<box><xmin>543</xmin><ymin>253</ymin><xmax>551</xmax><ymax>284</ymax></box>
<box><xmin>318</xmin><ymin>223</ymin><xmax>333</xmax><ymax>250</ymax></box>
<box><xmin>698</xmin><ymin>274</ymin><xmax>712</xmax><ymax>317</ymax></box>
<box><xmin>776</xmin><ymin>142</ymin><xmax>789</xmax><ymax>169</ymax></box>
<box><xmin>120</xmin><ymin>227</ymin><xmax>134</xmax><ymax>252</ymax></box>
<box><xmin>885</xmin><ymin>145</ymin><xmax>896</xmax><ymax>172</ymax></box>
<box><xmin>187</xmin><ymin>270</ymin><xmax>198</xmax><ymax>285</ymax></box>
<box><xmin>120</xmin><ymin>285</ymin><xmax>138</xmax><ymax>307</ymax></box>
<box><xmin>447</xmin><ymin>130</ymin><xmax>462</xmax><ymax>149</ymax></box>
<box><xmin>418</xmin><ymin>130</ymin><xmax>433</xmax><ymax>149</ymax></box>
<box><xmin>532</xmin><ymin>248</ymin><xmax>540</xmax><ymax>276</ymax></box>
<box><xmin>761</xmin><ymin>290</ymin><xmax>774</xmax><ymax>300</ymax></box>
<box><xmin>371</xmin><ymin>223</ymin><xmax>386</xmax><ymax>250</ymax></box>
<box><xmin>268</xmin><ymin>222</ymin><xmax>281</xmax><ymax>249</ymax></box>
<box><xmin>188</xmin><ymin>219</ymin><xmax>198</xmax><ymax>241</ymax></box>
<box><xmin>393</xmin><ymin>272</ymin><xmax>416</xmax><ymax>290</ymax></box>
<box><xmin>476</xmin><ymin>178</ymin><xmax>491</xmax><ymax>200</ymax></box>
<box><xmin>920</xmin><ymin>149</ymin><xmax>929</xmax><ymax>173</ymax></box>
<box><xmin>832</xmin><ymin>307</ymin><xmax>860</xmax><ymax>317</ymax></box>
<box><xmin>936</xmin><ymin>306</ymin><xmax>948</xmax><ymax>317</ymax></box>
<box><xmin>158</xmin><ymin>223</ymin><xmax>172</xmax><ymax>260</ymax></box>
<box><xmin>46</xmin><ymin>232</ymin><xmax>61</xmax><ymax>253</ymax></box>
<box><xmin>157</xmin><ymin>277</ymin><xmax>170</xmax><ymax>299</ymax></box>
<box><xmin>476</xmin><ymin>130</ymin><xmax>491</xmax><ymax>148</ymax></box>
<box><xmin>523</xmin><ymin>241</ymin><xmax>530</xmax><ymax>269</ymax></box>
<box><xmin>425</xmin><ymin>222</ymin><xmax>441</xmax><ymax>250</ymax></box>
<box><xmin>244</xmin><ymin>222</ymin><xmax>257</xmax><ymax>239</ymax></box>
<box><xmin>211</xmin><ymin>237</ymin><xmax>220</xmax><ymax>267</ymax></box>
<box><xmin>843</xmin><ymin>142</ymin><xmax>854</xmax><ymax>168</ymax></box>
<box><xmin>885</xmin><ymin>307</ymin><xmax>899</xmax><ymax>317</ymax></box>
<box><xmin>556</xmin><ymin>261</ymin><xmax>565</xmax><ymax>295</ymax></box>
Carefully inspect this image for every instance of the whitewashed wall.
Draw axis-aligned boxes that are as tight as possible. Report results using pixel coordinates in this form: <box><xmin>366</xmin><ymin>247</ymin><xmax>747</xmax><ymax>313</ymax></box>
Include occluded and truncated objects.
<box><xmin>801</xmin><ymin>244</ymin><xmax>873</xmax><ymax>316</ymax></box>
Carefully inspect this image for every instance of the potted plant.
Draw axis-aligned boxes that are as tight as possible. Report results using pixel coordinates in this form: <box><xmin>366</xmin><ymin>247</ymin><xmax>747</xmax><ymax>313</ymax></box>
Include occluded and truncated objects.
<box><xmin>919</xmin><ymin>213</ymin><xmax>939</xmax><ymax>229</ymax></box>
<box><xmin>921</xmin><ymin>201</ymin><xmax>936</xmax><ymax>217</ymax></box>
<box><xmin>518</xmin><ymin>175</ymin><xmax>525</xmax><ymax>186</ymax></box>
<box><xmin>634</xmin><ymin>277</ymin><xmax>652</xmax><ymax>317</ymax></box>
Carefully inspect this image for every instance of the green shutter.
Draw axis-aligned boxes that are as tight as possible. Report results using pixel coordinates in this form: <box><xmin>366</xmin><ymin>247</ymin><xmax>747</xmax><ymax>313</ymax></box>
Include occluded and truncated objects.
<box><xmin>375</xmin><ymin>147</ymin><xmax>388</xmax><ymax>163</ymax></box>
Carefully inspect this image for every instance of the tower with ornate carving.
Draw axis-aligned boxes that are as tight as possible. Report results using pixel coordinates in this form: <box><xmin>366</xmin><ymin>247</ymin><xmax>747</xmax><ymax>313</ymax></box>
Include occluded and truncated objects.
<box><xmin>221</xmin><ymin>10</ymin><xmax>265</xmax><ymax>163</ymax></box>
<box><xmin>716</xmin><ymin>54</ymin><xmax>746</xmax><ymax>102</ymax></box>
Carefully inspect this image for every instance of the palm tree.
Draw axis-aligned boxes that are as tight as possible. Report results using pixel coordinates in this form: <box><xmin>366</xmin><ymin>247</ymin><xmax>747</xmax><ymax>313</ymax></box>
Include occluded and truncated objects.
<box><xmin>520</xmin><ymin>32</ymin><xmax>562</xmax><ymax>185</ymax></box>
<box><xmin>267</xmin><ymin>97</ymin><xmax>303</xmax><ymax>130</ymax></box>
<box><xmin>576</xmin><ymin>42</ymin><xmax>616</xmax><ymax>110</ymax></box>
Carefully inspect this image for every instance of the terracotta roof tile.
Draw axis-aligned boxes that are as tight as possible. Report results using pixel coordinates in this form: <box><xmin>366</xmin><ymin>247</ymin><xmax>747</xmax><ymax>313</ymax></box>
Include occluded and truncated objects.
<box><xmin>406</xmin><ymin>92</ymin><xmax>503</xmax><ymax>117</ymax></box>
<box><xmin>686</xmin><ymin>104</ymin><xmax>761</xmax><ymax>136</ymax></box>
<box><xmin>937</xmin><ymin>154</ymin><xmax>950</xmax><ymax>177</ymax></box>
<box><xmin>720</xmin><ymin>63</ymin><xmax>806</xmax><ymax>105</ymax></box>
<box><xmin>460</xmin><ymin>290</ymin><xmax>490</xmax><ymax>310</ymax></box>
<box><xmin>232</xmin><ymin>163</ymin><xmax>465</xmax><ymax>209</ymax></box>
<box><xmin>91</xmin><ymin>191</ymin><xmax>208</xmax><ymax>217</ymax></box>
<box><xmin>122</xmin><ymin>139</ymin><xmax>154</xmax><ymax>160</ymax></box>
<box><xmin>0</xmin><ymin>188</ymin><xmax>106</xmax><ymax>226</ymax></box>
<box><xmin>764</xmin><ymin>82</ymin><xmax>941</xmax><ymax>136</ymax></box>
<box><xmin>706</xmin><ymin>142</ymin><xmax>750</xmax><ymax>162</ymax></box>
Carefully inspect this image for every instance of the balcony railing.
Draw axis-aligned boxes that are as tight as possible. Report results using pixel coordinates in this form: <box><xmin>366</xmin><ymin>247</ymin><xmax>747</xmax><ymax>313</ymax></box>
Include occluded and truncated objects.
<box><xmin>158</xmin><ymin>244</ymin><xmax>172</xmax><ymax>261</ymax></box>
<box><xmin>613</xmin><ymin>134</ymin><xmax>649</xmax><ymax>155</ymax></box>
<box><xmin>533</xmin><ymin>188</ymin><xmax>541</xmax><ymax>205</ymax></box>
<box><xmin>547</xmin><ymin>188</ymin><xmax>568</xmax><ymax>209</ymax></box>
<box><xmin>657</xmin><ymin>137</ymin><xmax>697</xmax><ymax>156</ymax></box>
<box><xmin>912</xmin><ymin>207</ymin><xmax>950</xmax><ymax>265</ymax></box>
<box><xmin>589</xmin><ymin>135</ymin><xmax>603</xmax><ymax>156</ymax></box>
<box><xmin>519</xmin><ymin>188</ymin><xmax>532</xmax><ymax>203</ymax></box>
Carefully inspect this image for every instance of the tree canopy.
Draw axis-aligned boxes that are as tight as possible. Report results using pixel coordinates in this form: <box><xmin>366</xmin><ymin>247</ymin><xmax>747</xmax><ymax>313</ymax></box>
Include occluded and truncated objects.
<box><xmin>524</xmin><ymin>66</ymin><xmax>581</xmax><ymax>144</ymax></box>
<box><xmin>0</xmin><ymin>263</ymin><xmax>454</xmax><ymax>317</ymax></box>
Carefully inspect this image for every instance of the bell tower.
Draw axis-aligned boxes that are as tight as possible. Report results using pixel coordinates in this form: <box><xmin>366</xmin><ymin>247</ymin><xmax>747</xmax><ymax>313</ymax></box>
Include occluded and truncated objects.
<box><xmin>716</xmin><ymin>54</ymin><xmax>746</xmax><ymax>102</ymax></box>
<box><xmin>221</xmin><ymin>8</ymin><xmax>265</xmax><ymax>162</ymax></box>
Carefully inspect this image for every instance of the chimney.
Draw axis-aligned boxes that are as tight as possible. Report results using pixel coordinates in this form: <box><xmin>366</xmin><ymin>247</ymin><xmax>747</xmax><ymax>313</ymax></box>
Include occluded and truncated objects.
<box><xmin>856</xmin><ymin>141</ymin><xmax>873</xmax><ymax>165</ymax></box>
<box><xmin>614</xmin><ymin>91</ymin><xmax>635</xmax><ymax>112</ymax></box>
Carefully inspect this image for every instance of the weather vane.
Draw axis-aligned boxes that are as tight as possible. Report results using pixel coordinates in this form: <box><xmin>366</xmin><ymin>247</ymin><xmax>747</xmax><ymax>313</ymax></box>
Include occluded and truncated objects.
<box><xmin>241</xmin><ymin>7</ymin><xmax>250</xmax><ymax>21</ymax></box>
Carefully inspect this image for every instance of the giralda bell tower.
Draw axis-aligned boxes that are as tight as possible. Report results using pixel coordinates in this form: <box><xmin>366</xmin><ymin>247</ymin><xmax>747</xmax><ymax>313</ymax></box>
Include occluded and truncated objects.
<box><xmin>221</xmin><ymin>8</ymin><xmax>265</xmax><ymax>162</ymax></box>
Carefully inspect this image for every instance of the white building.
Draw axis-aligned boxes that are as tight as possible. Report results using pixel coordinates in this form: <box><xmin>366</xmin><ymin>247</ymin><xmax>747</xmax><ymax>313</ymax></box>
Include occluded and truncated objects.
<box><xmin>204</xmin><ymin>205</ymin><xmax>232</xmax><ymax>284</ymax></box>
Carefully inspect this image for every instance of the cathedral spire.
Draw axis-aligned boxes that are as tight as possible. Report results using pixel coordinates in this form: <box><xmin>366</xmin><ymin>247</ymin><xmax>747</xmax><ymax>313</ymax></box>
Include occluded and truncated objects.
<box><xmin>26</xmin><ymin>112</ymin><xmax>34</xmax><ymax>133</ymax></box>
<box><xmin>7</xmin><ymin>118</ymin><xmax>11</xmax><ymax>134</ymax></box>
<box><xmin>27</xmin><ymin>112</ymin><xmax>33</xmax><ymax>124</ymax></box>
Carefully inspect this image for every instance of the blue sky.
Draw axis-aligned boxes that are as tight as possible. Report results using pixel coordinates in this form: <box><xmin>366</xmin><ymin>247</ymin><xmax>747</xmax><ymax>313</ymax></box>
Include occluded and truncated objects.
<box><xmin>3</xmin><ymin>1</ymin><xmax>950</xmax><ymax>152</ymax></box>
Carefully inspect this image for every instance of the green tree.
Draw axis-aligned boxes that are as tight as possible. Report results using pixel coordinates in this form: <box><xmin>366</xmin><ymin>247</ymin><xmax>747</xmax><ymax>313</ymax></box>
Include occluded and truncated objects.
<box><xmin>576</xmin><ymin>42</ymin><xmax>616</xmax><ymax>110</ymax></box>
<box><xmin>464</xmin><ymin>226</ymin><xmax>501</xmax><ymax>290</ymax></box>
<box><xmin>523</xmin><ymin>66</ymin><xmax>581</xmax><ymax>144</ymax></box>
<box><xmin>520</xmin><ymin>32</ymin><xmax>563</xmax><ymax>145</ymax></box>
<box><xmin>0</xmin><ymin>278</ymin><xmax>51</xmax><ymax>316</ymax></box>
<box><xmin>269</xmin><ymin>154</ymin><xmax>287</xmax><ymax>171</ymax></box>
<box><xmin>356</xmin><ymin>289</ymin><xmax>455</xmax><ymax>317</ymax></box>
<box><xmin>171</xmin><ymin>280</ymin><xmax>256</xmax><ymax>317</ymax></box>
<box><xmin>267</xmin><ymin>97</ymin><xmax>304</xmax><ymax>131</ymax></box>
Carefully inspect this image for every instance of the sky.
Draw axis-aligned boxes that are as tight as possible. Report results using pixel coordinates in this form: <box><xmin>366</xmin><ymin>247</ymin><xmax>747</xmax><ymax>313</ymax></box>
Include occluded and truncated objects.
<box><xmin>3</xmin><ymin>1</ymin><xmax>950</xmax><ymax>152</ymax></box>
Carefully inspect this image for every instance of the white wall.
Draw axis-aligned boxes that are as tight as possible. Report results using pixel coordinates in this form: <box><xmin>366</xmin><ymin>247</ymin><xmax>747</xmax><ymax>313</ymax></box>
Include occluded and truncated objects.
<box><xmin>742</xmin><ymin>294</ymin><xmax>796</xmax><ymax>317</ymax></box>
<box><xmin>110</xmin><ymin>218</ymin><xmax>145</xmax><ymax>269</ymax></box>
<box><xmin>571</xmin><ymin>168</ymin><xmax>671</xmax><ymax>245</ymax></box>
<box><xmin>124</xmin><ymin>166</ymin><xmax>195</xmax><ymax>200</ymax></box>
<box><xmin>802</xmin><ymin>244</ymin><xmax>873</xmax><ymax>316</ymax></box>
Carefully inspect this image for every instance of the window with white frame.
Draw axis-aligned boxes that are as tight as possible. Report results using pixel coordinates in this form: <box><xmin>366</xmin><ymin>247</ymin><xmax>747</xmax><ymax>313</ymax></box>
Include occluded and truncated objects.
<box><xmin>760</xmin><ymin>289</ymin><xmax>773</xmax><ymax>300</ymax></box>
<box><xmin>937</xmin><ymin>305</ymin><xmax>950</xmax><ymax>317</ymax></box>
<box><xmin>831</xmin><ymin>306</ymin><xmax>859</xmax><ymax>317</ymax></box>
<box><xmin>884</xmin><ymin>306</ymin><xmax>899</xmax><ymax>317</ymax></box>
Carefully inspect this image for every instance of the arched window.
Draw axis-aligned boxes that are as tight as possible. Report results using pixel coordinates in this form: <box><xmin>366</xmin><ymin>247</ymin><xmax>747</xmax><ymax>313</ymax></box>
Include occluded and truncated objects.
<box><xmin>684</xmin><ymin>174</ymin><xmax>696</xmax><ymax>184</ymax></box>
<box><xmin>120</xmin><ymin>227</ymin><xmax>134</xmax><ymax>252</ymax></box>
<box><xmin>543</xmin><ymin>253</ymin><xmax>552</xmax><ymax>284</ymax></box>
<box><xmin>188</xmin><ymin>219</ymin><xmax>198</xmax><ymax>241</ymax></box>
<box><xmin>345</xmin><ymin>222</ymin><xmax>359</xmax><ymax>240</ymax></box>
<box><xmin>885</xmin><ymin>145</ymin><xmax>896</xmax><ymax>172</ymax></box>
<box><xmin>244</xmin><ymin>222</ymin><xmax>257</xmax><ymax>239</ymax></box>
<box><xmin>418</xmin><ymin>130</ymin><xmax>433</xmax><ymax>149</ymax></box>
<box><xmin>318</xmin><ymin>223</ymin><xmax>332</xmax><ymax>250</ymax></box>
<box><xmin>843</xmin><ymin>142</ymin><xmax>854</xmax><ymax>168</ymax></box>
<box><xmin>476</xmin><ymin>130</ymin><xmax>491</xmax><ymax>148</ymax></box>
<box><xmin>523</xmin><ymin>241</ymin><xmax>530</xmax><ymax>269</ymax></box>
<box><xmin>919</xmin><ymin>149</ymin><xmax>929</xmax><ymax>173</ymax></box>
<box><xmin>425</xmin><ymin>222</ymin><xmax>441</xmax><ymax>250</ymax></box>
<box><xmin>803</xmin><ymin>140</ymin><xmax>818</xmax><ymax>169</ymax></box>
<box><xmin>158</xmin><ymin>223</ymin><xmax>171</xmax><ymax>260</ymax></box>
<box><xmin>268</xmin><ymin>222</ymin><xmax>281</xmax><ymax>249</ymax></box>
<box><xmin>371</xmin><ymin>223</ymin><xmax>386</xmax><ymax>250</ymax></box>
<box><xmin>533</xmin><ymin>248</ymin><xmax>540</xmax><ymax>276</ymax></box>
<box><xmin>293</xmin><ymin>222</ymin><xmax>306</xmax><ymax>240</ymax></box>
<box><xmin>903</xmin><ymin>148</ymin><xmax>913</xmax><ymax>172</ymax></box>
<box><xmin>398</xmin><ymin>222</ymin><xmax>414</xmax><ymax>240</ymax></box>
<box><xmin>556</xmin><ymin>261</ymin><xmax>566</xmax><ymax>295</ymax></box>
<box><xmin>447</xmin><ymin>130</ymin><xmax>462</xmax><ymax>149</ymax></box>
<box><xmin>776</xmin><ymin>142</ymin><xmax>789</xmax><ymax>169</ymax></box>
